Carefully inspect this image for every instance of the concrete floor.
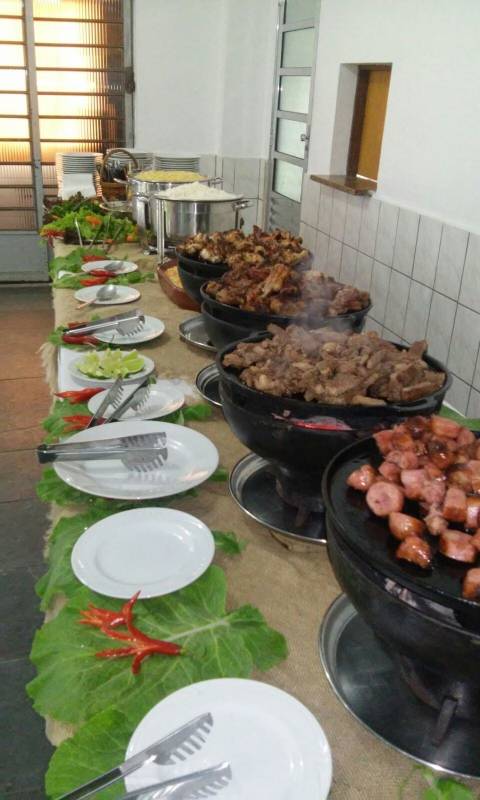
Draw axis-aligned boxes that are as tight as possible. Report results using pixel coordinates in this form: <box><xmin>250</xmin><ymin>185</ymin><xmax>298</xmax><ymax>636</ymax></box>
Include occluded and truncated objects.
<box><xmin>0</xmin><ymin>286</ymin><xmax>54</xmax><ymax>798</ymax></box>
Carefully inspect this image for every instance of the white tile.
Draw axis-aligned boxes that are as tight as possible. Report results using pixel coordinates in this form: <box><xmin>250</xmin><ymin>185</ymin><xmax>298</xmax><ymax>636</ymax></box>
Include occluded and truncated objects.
<box><xmin>199</xmin><ymin>154</ymin><xmax>216</xmax><ymax>177</ymax></box>
<box><xmin>330</xmin><ymin>190</ymin><xmax>347</xmax><ymax>241</ymax></box>
<box><xmin>446</xmin><ymin>376</ymin><xmax>470</xmax><ymax>416</ymax></box>
<box><xmin>339</xmin><ymin>244</ymin><xmax>358</xmax><ymax>285</ymax></box>
<box><xmin>359</xmin><ymin>197</ymin><xmax>380</xmax><ymax>256</ymax></box>
<box><xmin>472</xmin><ymin>336</ymin><xmax>480</xmax><ymax>391</ymax></box>
<box><xmin>355</xmin><ymin>253</ymin><xmax>373</xmax><ymax>292</ymax></box>
<box><xmin>317</xmin><ymin>185</ymin><xmax>333</xmax><ymax>235</ymax></box>
<box><xmin>384</xmin><ymin>270</ymin><xmax>411</xmax><ymax>337</ymax></box>
<box><xmin>222</xmin><ymin>157</ymin><xmax>235</xmax><ymax>192</ymax></box>
<box><xmin>343</xmin><ymin>195</ymin><xmax>364</xmax><ymax>249</ymax></box>
<box><xmin>314</xmin><ymin>230</ymin><xmax>329</xmax><ymax>271</ymax></box>
<box><xmin>256</xmin><ymin>199</ymin><xmax>265</xmax><ymax>227</ymax></box>
<box><xmin>370</xmin><ymin>260</ymin><xmax>391</xmax><ymax>324</ymax></box>
<box><xmin>300</xmin><ymin>174</ymin><xmax>320</xmax><ymax>228</ymax></box>
<box><xmin>392</xmin><ymin>208</ymin><xmax>419</xmax><ymax>276</ymax></box>
<box><xmin>239</xmin><ymin>200</ymin><xmax>258</xmax><ymax>234</ymax></box>
<box><xmin>299</xmin><ymin>222</ymin><xmax>317</xmax><ymax>256</ymax></box>
<box><xmin>382</xmin><ymin>327</ymin><xmax>402</xmax><ymax>344</ymax></box>
<box><xmin>325</xmin><ymin>237</ymin><xmax>342</xmax><ymax>279</ymax></box>
<box><xmin>467</xmin><ymin>388</ymin><xmax>480</xmax><ymax>418</ymax></box>
<box><xmin>258</xmin><ymin>159</ymin><xmax>268</xmax><ymax>201</ymax></box>
<box><xmin>425</xmin><ymin>292</ymin><xmax>456</xmax><ymax>365</ymax></box>
<box><xmin>459</xmin><ymin>233</ymin><xmax>480</xmax><ymax>312</ymax></box>
<box><xmin>412</xmin><ymin>215</ymin><xmax>442</xmax><ymax>287</ymax></box>
<box><xmin>447</xmin><ymin>304</ymin><xmax>480</xmax><ymax>384</ymax></box>
<box><xmin>403</xmin><ymin>281</ymin><xmax>432</xmax><ymax>342</ymax></box>
<box><xmin>365</xmin><ymin>316</ymin><xmax>382</xmax><ymax>335</ymax></box>
<box><xmin>233</xmin><ymin>158</ymin><xmax>260</xmax><ymax>197</ymax></box>
<box><xmin>374</xmin><ymin>202</ymin><xmax>399</xmax><ymax>266</ymax></box>
<box><xmin>434</xmin><ymin>224</ymin><xmax>468</xmax><ymax>300</ymax></box>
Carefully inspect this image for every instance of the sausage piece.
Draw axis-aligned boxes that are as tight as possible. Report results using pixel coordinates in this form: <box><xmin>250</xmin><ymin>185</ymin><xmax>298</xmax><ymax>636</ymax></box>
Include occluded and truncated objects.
<box><xmin>457</xmin><ymin>427</ymin><xmax>475</xmax><ymax>447</ymax></box>
<box><xmin>424</xmin><ymin>508</ymin><xmax>448</xmax><ymax>536</ymax></box>
<box><xmin>379</xmin><ymin>461</ymin><xmax>401</xmax><ymax>482</ymax></box>
<box><xmin>347</xmin><ymin>464</ymin><xmax>378</xmax><ymax>492</ymax></box>
<box><xmin>463</xmin><ymin>568</ymin><xmax>480</xmax><ymax>601</ymax></box>
<box><xmin>439</xmin><ymin>530</ymin><xmax>477</xmax><ymax>563</ymax></box>
<box><xmin>471</xmin><ymin>530</ymin><xmax>480</xmax><ymax>551</ymax></box>
<box><xmin>386</xmin><ymin>450</ymin><xmax>419</xmax><ymax>470</ymax></box>
<box><xmin>442</xmin><ymin>486</ymin><xmax>467</xmax><ymax>523</ymax></box>
<box><xmin>396</xmin><ymin>536</ymin><xmax>432</xmax><ymax>569</ymax></box>
<box><xmin>366</xmin><ymin>481</ymin><xmax>404</xmax><ymax>517</ymax></box>
<box><xmin>400</xmin><ymin>469</ymin><xmax>426</xmax><ymax>500</ymax></box>
<box><xmin>466</xmin><ymin>497</ymin><xmax>480</xmax><ymax>530</ymax></box>
<box><xmin>388</xmin><ymin>512</ymin><xmax>425</xmax><ymax>540</ymax></box>
<box><xmin>374</xmin><ymin>429</ymin><xmax>394</xmax><ymax>455</ymax></box>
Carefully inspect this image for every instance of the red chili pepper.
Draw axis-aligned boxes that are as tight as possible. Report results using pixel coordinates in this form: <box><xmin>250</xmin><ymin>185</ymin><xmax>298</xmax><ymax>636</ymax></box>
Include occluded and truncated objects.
<box><xmin>67</xmin><ymin>321</ymin><xmax>89</xmax><ymax>329</ymax></box>
<box><xmin>79</xmin><ymin>591</ymin><xmax>182</xmax><ymax>674</ymax></box>
<box><xmin>62</xmin><ymin>414</ymin><xmax>94</xmax><ymax>432</ymax></box>
<box><xmin>62</xmin><ymin>333</ymin><xmax>99</xmax><ymax>346</ymax></box>
<box><xmin>82</xmin><ymin>254</ymin><xmax>104</xmax><ymax>263</ymax></box>
<box><xmin>80</xmin><ymin>276</ymin><xmax>109</xmax><ymax>287</ymax></box>
<box><xmin>88</xmin><ymin>269</ymin><xmax>112</xmax><ymax>277</ymax></box>
<box><xmin>55</xmin><ymin>387</ymin><xmax>103</xmax><ymax>403</ymax></box>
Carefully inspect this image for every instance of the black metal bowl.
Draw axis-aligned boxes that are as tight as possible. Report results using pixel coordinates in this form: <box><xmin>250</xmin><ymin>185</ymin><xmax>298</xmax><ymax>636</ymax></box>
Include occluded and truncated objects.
<box><xmin>176</xmin><ymin>251</ymin><xmax>228</xmax><ymax>279</ymax></box>
<box><xmin>217</xmin><ymin>331</ymin><xmax>450</xmax><ymax>503</ymax></box>
<box><xmin>178</xmin><ymin>261</ymin><xmax>207</xmax><ymax>305</ymax></box>
<box><xmin>200</xmin><ymin>285</ymin><xmax>371</xmax><ymax>334</ymax></box>
<box><xmin>201</xmin><ymin>302</ymin><xmax>253</xmax><ymax>350</ymax></box>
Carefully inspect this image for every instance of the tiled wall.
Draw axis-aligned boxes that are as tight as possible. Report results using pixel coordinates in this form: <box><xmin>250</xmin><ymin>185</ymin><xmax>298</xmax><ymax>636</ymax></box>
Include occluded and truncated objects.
<box><xmin>299</xmin><ymin>174</ymin><xmax>480</xmax><ymax>417</ymax></box>
<box><xmin>199</xmin><ymin>155</ymin><xmax>268</xmax><ymax>232</ymax></box>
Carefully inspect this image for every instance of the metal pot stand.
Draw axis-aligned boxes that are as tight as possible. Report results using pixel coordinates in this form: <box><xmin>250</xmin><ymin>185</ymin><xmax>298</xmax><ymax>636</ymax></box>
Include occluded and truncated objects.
<box><xmin>179</xmin><ymin>316</ymin><xmax>216</xmax><ymax>353</ymax></box>
<box><xmin>230</xmin><ymin>453</ymin><xmax>327</xmax><ymax>544</ymax></box>
<box><xmin>195</xmin><ymin>364</ymin><xmax>222</xmax><ymax>407</ymax></box>
<box><xmin>319</xmin><ymin>594</ymin><xmax>480</xmax><ymax>779</ymax></box>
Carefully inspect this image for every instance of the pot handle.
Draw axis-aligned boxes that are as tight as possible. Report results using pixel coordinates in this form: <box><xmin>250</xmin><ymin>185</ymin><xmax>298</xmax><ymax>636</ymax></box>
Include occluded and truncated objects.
<box><xmin>233</xmin><ymin>199</ymin><xmax>252</xmax><ymax>229</ymax></box>
<box><xmin>208</xmin><ymin>177</ymin><xmax>224</xmax><ymax>187</ymax></box>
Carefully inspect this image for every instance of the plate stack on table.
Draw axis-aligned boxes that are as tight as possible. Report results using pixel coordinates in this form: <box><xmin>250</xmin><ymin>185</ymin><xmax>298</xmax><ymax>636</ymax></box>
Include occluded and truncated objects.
<box><xmin>36</xmin><ymin>238</ymin><xmax>478</xmax><ymax>800</ymax></box>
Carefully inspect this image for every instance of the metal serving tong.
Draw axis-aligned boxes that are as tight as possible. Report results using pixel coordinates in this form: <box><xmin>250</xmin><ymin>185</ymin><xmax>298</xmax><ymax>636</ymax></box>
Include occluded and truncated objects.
<box><xmin>37</xmin><ymin>431</ymin><xmax>168</xmax><ymax>473</ymax></box>
<box><xmin>57</xmin><ymin>713</ymin><xmax>214</xmax><ymax>800</ymax></box>
<box><xmin>118</xmin><ymin>762</ymin><xmax>232</xmax><ymax>799</ymax></box>
<box><xmin>68</xmin><ymin>309</ymin><xmax>146</xmax><ymax>338</ymax></box>
<box><xmin>106</xmin><ymin>376</ymin><xmax>153</xmax><ymax>423</ymax></box>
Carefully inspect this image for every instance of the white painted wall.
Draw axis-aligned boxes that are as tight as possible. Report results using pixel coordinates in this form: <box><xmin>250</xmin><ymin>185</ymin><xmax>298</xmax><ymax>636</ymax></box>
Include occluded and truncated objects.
<box><xmin>133</xmin><ymin>0</ymin><xmax>277</xmax><ymax>159</ymax></box>
<box><xmin>220</xmin><ymin>0</ymin><xmax>277</xmax><ymax>158</ymax></box>
<box><xmin>133</xmin><ymin>0</ymin><xmax>225</xmax><ymax>155</ymax></box>
<box><xmin>309</xmin><ymin>0</ymin><xmax>480</xmax><ymax>232</ymax></box>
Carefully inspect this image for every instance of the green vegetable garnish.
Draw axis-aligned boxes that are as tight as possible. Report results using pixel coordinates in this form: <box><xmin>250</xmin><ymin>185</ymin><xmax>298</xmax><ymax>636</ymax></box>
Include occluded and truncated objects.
<box><xmin>76</xmin><ymin>349</ymin><xmax>145</xmax><ymax>379</ymax></box>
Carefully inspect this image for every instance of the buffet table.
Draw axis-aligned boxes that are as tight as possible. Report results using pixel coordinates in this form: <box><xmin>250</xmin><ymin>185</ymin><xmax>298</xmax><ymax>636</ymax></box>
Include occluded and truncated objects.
<box><xmin>38</xmin><ymin>243</ymin><xmax>433</xmax><ymax>799</ymax></box>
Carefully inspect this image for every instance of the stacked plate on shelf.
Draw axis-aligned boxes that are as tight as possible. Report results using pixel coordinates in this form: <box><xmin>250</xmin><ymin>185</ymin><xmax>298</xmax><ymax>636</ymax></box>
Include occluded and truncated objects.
<box><xmin>154</xmin><ymin>154</ymin><xmax>201</xmax><ymax>172</ymax></box>
<box><xmin>55</xmin><ymin>151</ymin><xmax>102</xmax><ymax>199</ymax></box>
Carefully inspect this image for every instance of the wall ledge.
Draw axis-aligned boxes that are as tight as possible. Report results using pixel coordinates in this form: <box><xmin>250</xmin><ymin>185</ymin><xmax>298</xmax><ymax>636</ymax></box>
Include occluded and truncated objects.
<box><xmin>311</xmin><ymin>174</ymin><xmax>376</xmax><ymax>195</ymax></box>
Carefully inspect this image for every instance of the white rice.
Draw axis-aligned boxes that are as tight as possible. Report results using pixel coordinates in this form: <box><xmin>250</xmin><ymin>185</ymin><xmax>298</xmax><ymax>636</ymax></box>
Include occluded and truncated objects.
<box><xmin>157</xmin><ymin>181</ymin><xmax>240</xmax><ymax>201</ymax></box>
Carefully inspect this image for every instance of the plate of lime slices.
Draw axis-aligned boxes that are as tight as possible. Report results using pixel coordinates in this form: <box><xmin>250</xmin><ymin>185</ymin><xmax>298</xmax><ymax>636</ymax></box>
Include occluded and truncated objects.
<box><xmin>69</xmin><ymin>348</ymin><xmax>155</xmax><ymax>385</ymax></box>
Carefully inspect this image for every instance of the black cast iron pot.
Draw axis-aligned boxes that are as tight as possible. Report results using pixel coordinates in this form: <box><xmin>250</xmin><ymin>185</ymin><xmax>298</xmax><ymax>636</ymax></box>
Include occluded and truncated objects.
<box><xmin>201</xmin><ymin>302</ymin><xmax>253</xmax><ymax>351</ymax></box>
<box><xmin>217</xmin><ymin>332</ymin><xmax>450</xmax><ymax>504</ymax></box>
<box><xmin>200</xmin><ymin>285</ymin><xmax>372</xmax><ymax>338</ymax></box>
<box><xmin>323</xmin><ymin>437</ymin><xmax>480</xmax><ymax>716</ymax></box>
<box><xmin>177</xmin><ymin>252</ymin><xmax>229</xmax><ymax>305</ymax></box>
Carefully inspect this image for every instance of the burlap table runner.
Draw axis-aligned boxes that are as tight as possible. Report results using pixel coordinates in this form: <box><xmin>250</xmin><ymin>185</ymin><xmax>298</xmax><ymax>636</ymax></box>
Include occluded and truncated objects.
<box><xmin>42</xmin><ymin>243</ymin><xmax>446</xmax><ymax>799</ymax></box>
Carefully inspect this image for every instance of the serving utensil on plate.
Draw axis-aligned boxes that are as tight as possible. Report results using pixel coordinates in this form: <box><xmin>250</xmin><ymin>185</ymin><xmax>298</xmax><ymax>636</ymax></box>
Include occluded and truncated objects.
<box><xmin>37</xmin><ymin>431</ymin><xmax>168</xmax><ymax>473</ymax></box>
<box><xmin>104</xmin><ymin>376</ymin><xmax>152</xmax><ymax>422</ymax></box>
<box><xmin>77</xmin><ymin>283</ymin><xmax>118</xmax><ymax>310</ymax></box>
<box><xmin>86</xmin><ymin>376</ymin><xmax>123</xmax><ymax>428</ymax></box>
<box><xmin>57</xmin><ymin>713</ymin><xmax>214</xmax><ymax>800</ymax></box>
<box><xmin>69</xmin><ymin>310</ymin><xmax>146</xmax><ymax>339</ymax></box>
<box><xmin>118</xmin><ymin>763</ymin><xmax>232</xmax><ymax>799</ymax></box>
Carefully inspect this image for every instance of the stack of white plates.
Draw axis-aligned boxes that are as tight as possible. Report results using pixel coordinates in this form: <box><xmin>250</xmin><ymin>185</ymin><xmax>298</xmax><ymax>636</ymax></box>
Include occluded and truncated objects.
<box><xmin>55</xmin><ymin>151</ymin><xmax>102</xmax><ymax>199</ymax></box>
<box><xmin>154</xmin><ymin>154</ymin><xmax>200</xmax><ymax>172</ymax></box>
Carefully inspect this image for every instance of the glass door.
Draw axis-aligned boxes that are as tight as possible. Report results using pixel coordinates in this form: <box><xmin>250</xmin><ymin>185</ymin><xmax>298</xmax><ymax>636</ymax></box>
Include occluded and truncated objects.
<box><xmin>267</xmin><ymin>0</ymin><xmax>319</xmax><ymax>233</ymax></box>
<box><xmin>0</xmin><ymin>0</ymin><xmax>132</xmax><ymax>281</ymax></box>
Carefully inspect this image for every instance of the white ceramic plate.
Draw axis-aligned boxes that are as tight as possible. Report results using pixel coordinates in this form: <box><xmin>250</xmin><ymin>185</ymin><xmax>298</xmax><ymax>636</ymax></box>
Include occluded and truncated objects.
<box><xmin>71</xmin><ymin>507</ymin><xmax>214</xmax><ymax>598</ymax></box>
<box><xmin>69</xmin><ymin>350</ymin><xmax>155</xmax><ymax>386</ymax></box>
<box><xmin>94</xmin><ymin>315</ymin><xmax>165</xmax><ymax>345</ymax></box>
<box><xmin>54</xmin><ymin>419</ymin><xmax>219</xmax><ymax>500</ymax></box>
<box><xmin>73</xmin><ymin>285</ymin><xmax>141</xmax><ymax>306</ymax></box>
<box><xmin>87</xmin><ymin>379</ymin><xmax>184</xmax><ymax>421</ymax></box>
<box><xmin>81</xmin><ymin>259</ymin><xmax>138</xmax><ymax>275</ymax></box>
<box><xmin>125</xmin><ymin>679</ymin><xmax>332</xmax><ymax>800</ymax></box>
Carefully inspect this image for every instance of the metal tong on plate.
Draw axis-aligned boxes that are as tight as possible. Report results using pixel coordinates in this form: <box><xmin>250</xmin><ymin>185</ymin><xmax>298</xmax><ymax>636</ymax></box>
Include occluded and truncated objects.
<box><xmin>37</xmin><ymin>431</ymin><xmax>168</xmax><ymax>473</ymax></box>
<box><xmin>56</xmin><ymin>713</ymin><xmax>219</xmax><ymax>800</ymax></box>
<box><xmin>68</xmin><ymin>309</ymin><xmax>145</xmax><ymax>338</ymax></box>
<box><xmin>118</xmin><ymin>762</ymin><xmax>232</xmax><ymax>799</ymax></box>
<box><xmin>87</xmin><ymin>376</ymin><xmax>152</xmax><ymax>428</ymax></box>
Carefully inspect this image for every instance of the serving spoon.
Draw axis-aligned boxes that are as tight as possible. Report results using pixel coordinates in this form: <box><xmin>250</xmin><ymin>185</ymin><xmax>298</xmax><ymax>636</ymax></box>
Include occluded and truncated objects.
<box><xmin>77</xmin><ymin>283</ymin><xmax>118</xmax><ymax>309</ymax></box>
